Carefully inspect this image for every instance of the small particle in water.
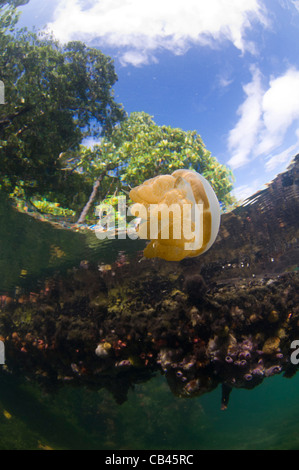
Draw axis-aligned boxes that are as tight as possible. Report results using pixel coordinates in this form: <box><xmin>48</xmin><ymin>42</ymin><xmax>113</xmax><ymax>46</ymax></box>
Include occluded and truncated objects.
<box><xmin>3</xmin><ymin>410</ymin><xmax>12</xmax><ymax>420</ymax></box>
<box><xmin>50</xmin><ymin>245</ymin><xmax>66</xmax><ymax>260</ymax></box>
<box><xmin>71</xmin><ymin>363</ymin><xmax>80</xmax><ymax>374</ymax></box>
<box><xmin>38</xmin><ymin>442</ymin><xmax>53</xmax><ymax>451</ymax></box>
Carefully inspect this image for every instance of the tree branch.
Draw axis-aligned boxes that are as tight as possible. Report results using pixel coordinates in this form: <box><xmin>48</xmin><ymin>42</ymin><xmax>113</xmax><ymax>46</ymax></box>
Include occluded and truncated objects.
<box><xmin>76</xmin><ymin>171</ymin><xmax>107</xmax><ymax>224</ymax></box>
<box><xmin>0</xmin><ymin>105</ymin><xmax>33</xmax><ymax>131</ymax></box>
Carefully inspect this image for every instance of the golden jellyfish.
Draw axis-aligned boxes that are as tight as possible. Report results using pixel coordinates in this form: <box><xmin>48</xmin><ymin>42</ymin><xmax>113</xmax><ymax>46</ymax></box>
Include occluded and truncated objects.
<box><xmin>129</xmin><ymin>169</ymin><xmax>221</xmax><ymax>261</ymax></box>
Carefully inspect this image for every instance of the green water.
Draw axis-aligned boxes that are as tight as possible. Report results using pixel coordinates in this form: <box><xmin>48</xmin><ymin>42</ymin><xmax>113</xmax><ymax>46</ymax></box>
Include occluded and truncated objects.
<box><xmin>0</xmin><ymin>197</ymin><xmax>298</xmax><ymax>451</ymax></box>
<box><xmin>0</xmin><ymin>371</ymin><xmax>298</xmax><ymax>450</ymax></box>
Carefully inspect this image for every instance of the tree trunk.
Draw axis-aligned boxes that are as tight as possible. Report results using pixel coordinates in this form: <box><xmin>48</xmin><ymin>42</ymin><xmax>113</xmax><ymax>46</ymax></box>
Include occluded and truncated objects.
<box><xmin>76</xmin><ymin>172</ymin><xmax>106</xmax><ymax>224</ymax></box>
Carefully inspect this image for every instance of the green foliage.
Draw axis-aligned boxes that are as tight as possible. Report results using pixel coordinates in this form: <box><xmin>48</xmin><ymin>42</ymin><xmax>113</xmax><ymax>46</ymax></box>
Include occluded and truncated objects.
<box><xmin>0</xmin><ymin>0</ymin><xmax>29</xmax><ymax>7</ymax></box>
<box><xmin>96</xmin><ymin>194</ymin><xmax>126</xmax><ymax>226</ymax></box>
<box><xmin>0</xmin><ymin>5</ymin><xmax>126</xmax><ymax>197</ymax></box>
<box><xmin>67</xmin><ymin>112</ymin><xmax>235</xmax><ymax>219</ymax></box>
<box><xmin>8</xmin><ymin>182</ymin><xmax>76</xmax><ymax>217</ymax></box>
<box><xmin>0</xmin><ymin>0</ymin><xmax>26</xmax><ymax>53</ymax></box>
<box><xmin>0</xmin><ymin>2</ymin><xmax>234</xmax><ymax>221</ymax></box>
<box><xmin>30</xmin><ymin>199</ymin><xmax>76</xmax><ymax>218</ymax></box>
<box><xmin>113</xmin><ymin>112</ymin><xmax>235</xmax><ymax>206</ymax></box>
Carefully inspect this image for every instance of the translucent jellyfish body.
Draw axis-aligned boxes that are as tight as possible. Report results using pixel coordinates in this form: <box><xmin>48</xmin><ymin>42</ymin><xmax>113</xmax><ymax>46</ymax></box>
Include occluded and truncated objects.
<box><xmin>129</xmin><ymin>169</ymin><xmax>221</xmax><ymax>261</ymax></box>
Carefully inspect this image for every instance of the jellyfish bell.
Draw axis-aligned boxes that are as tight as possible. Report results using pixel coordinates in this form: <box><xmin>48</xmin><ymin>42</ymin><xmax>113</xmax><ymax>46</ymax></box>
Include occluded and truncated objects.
<box><xmin>129</xmin><ymin>169</ymin><xmax>221</xmax><ymax>261</ymax></box>
<box><xmin>172</xmin><ymin>169</ymin><xmax>221</xmax><ymax>256</ymax></box>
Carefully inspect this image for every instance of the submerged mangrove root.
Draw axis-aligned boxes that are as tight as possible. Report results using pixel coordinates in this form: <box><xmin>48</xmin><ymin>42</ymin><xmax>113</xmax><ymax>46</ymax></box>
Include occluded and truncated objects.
<box><xmin>0</xmin><ymin>155</ymin><xmax>298</xmax><ymax>408</ymax></box>
<box><xmin>0</xmin><ymin>265</ymin><xmax>298</xmax><ymax>407</ymax></box>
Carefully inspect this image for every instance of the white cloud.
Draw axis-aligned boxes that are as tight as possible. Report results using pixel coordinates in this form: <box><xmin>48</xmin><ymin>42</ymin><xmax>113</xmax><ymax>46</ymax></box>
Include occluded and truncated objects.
<box><xmin>227</xmin><ymin>66</ymin><xmax>263</xmax><ymax>168</ymax></box>
<box><xmin>46</xmin><ymin>0</ymin><xmax>267</xmax><ymax>65</ymax></box>
<box><xmin>119</xmin><ymin>51</ymin><xmax>157</xmax><ymax>67</ymax></box>
<box><xmin>256</xmin><ymin>69</ymin><xmax>299</xmax><ymax>155</ymax></box>
<box><xmin>265</xmin><ymin>141</ymin><xmax>298</xmax><ymax>172</ymax></box>
<box><xmin>227</xmin><ymin>67</ymin><xmax>299</xmax><ymax>170</ymax></box>
<box><xmin>218</xmin><ymin>76</ymin><xmax>234</xmax><ymax>89</ymax></box>
<box><xmin>264</xmin><ymin>128</ymin><xmax>299</xmax><ymax>172</ymax></box>
<box><xmin>291</xmin><ymin>0</ymin><xmax>299</xmax><ymax>12</ymax></box>
<box><xmin>231</xmin><ymin>179</ymin><xmax>265</xmax><ymax>202</ymax></box>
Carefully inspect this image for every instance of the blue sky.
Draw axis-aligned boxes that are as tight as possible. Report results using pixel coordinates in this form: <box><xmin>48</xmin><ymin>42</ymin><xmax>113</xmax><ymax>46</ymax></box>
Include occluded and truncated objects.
<box><xmin>17</xmin><ymin>0</ymin><xmax>299</xmax><ymax>201</ymax></box>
